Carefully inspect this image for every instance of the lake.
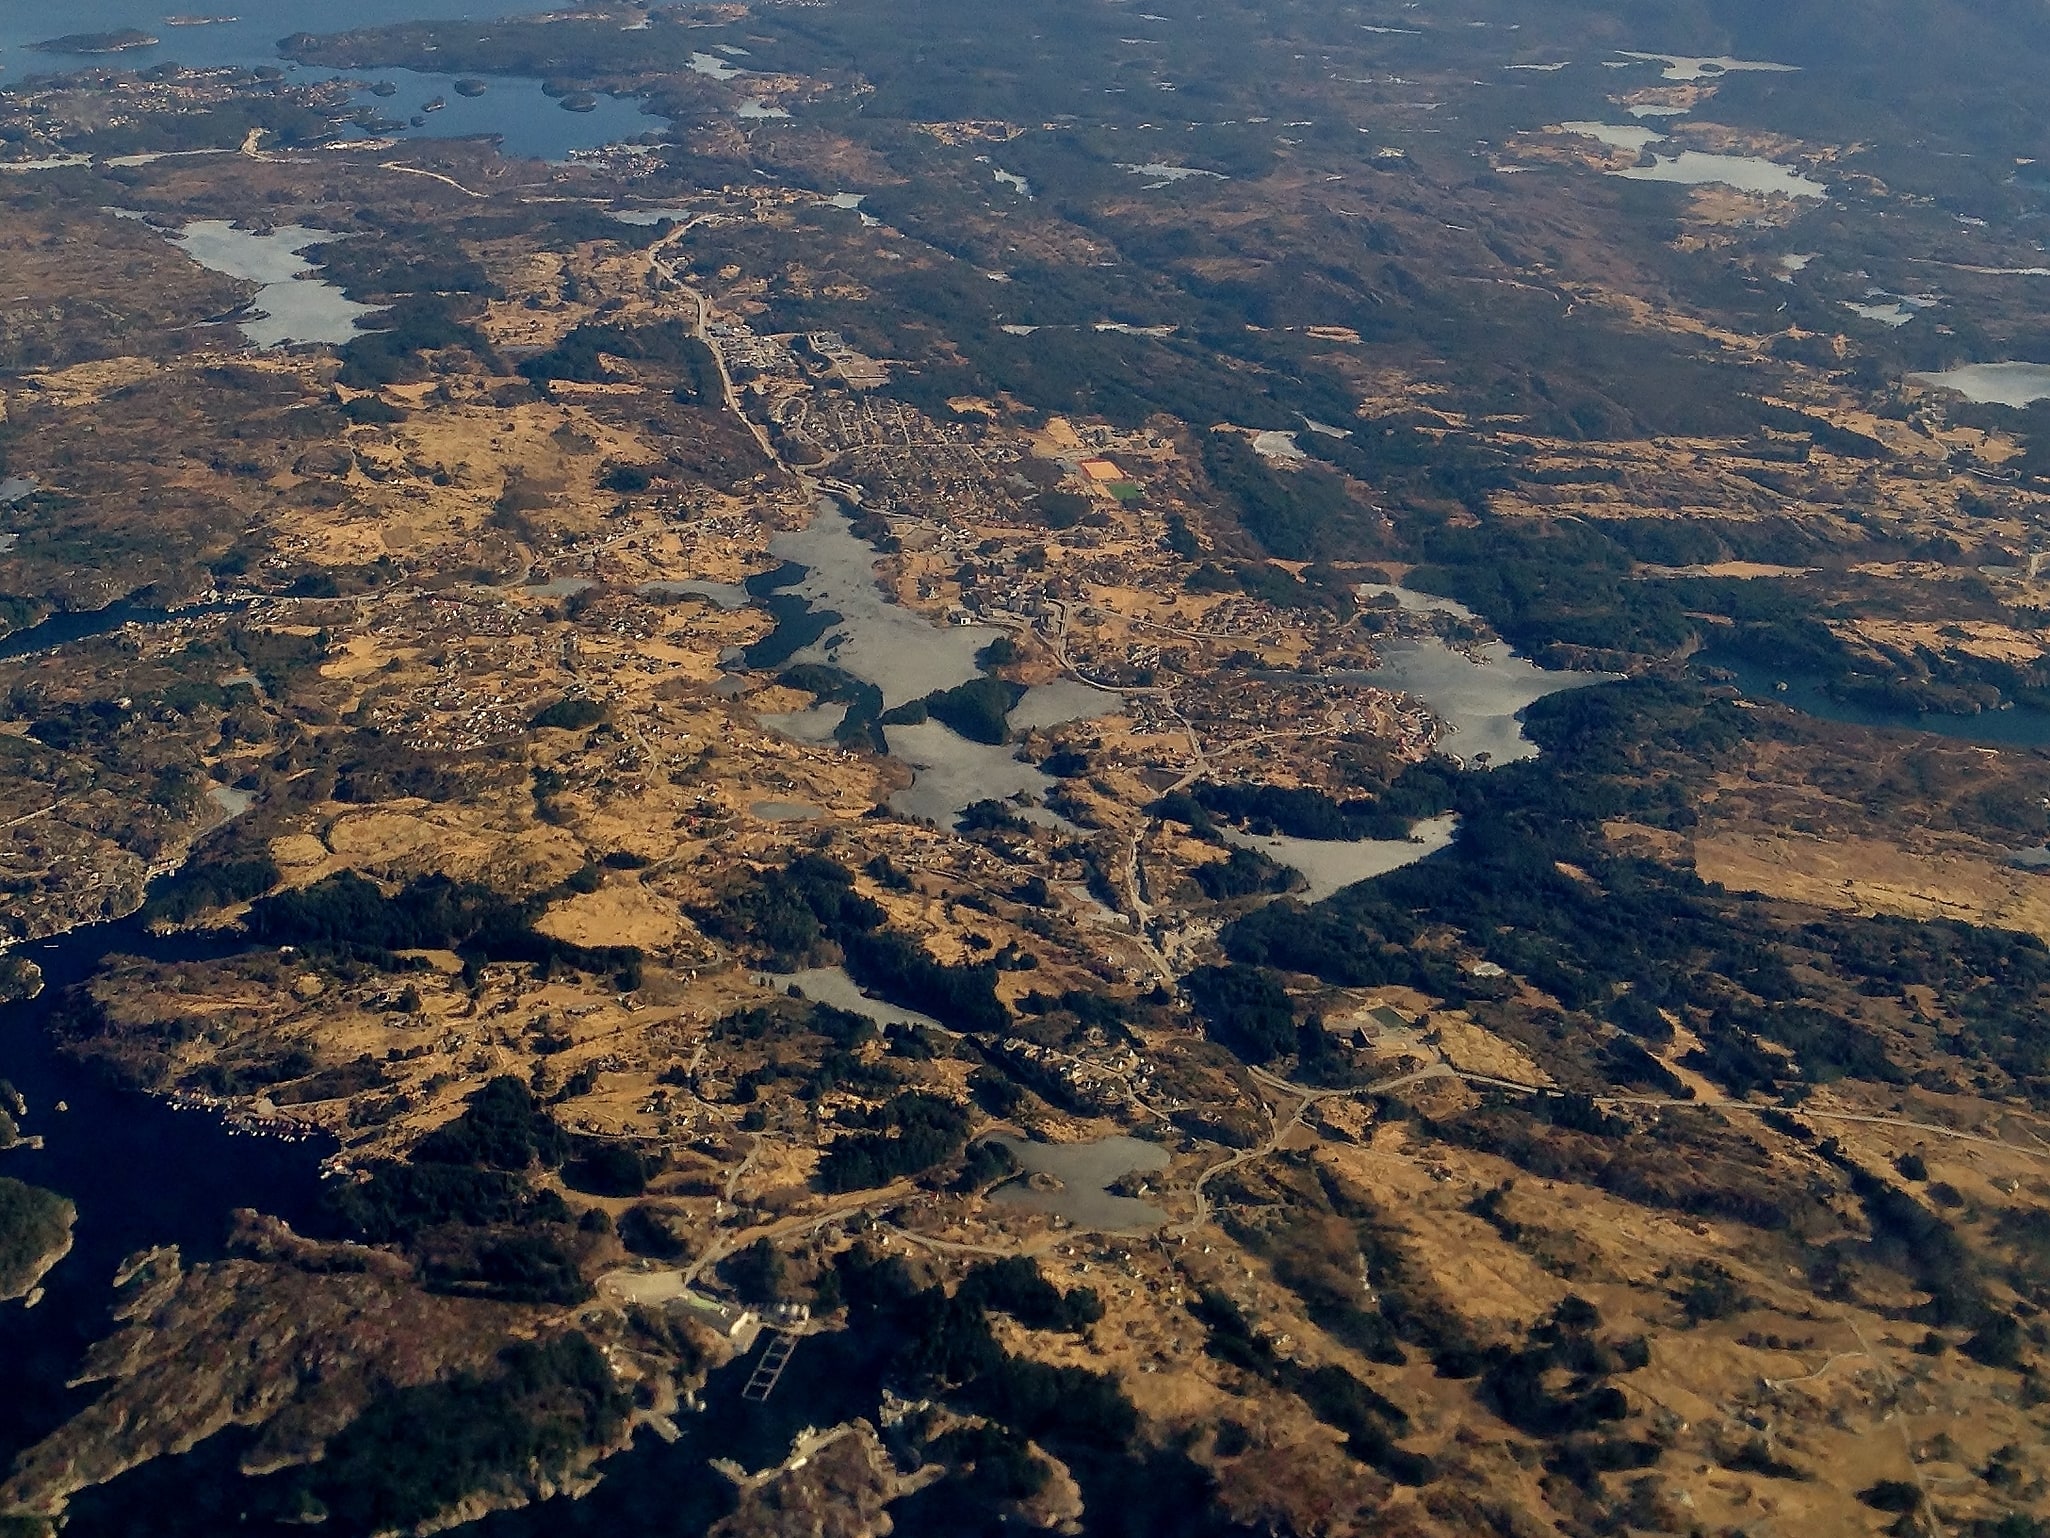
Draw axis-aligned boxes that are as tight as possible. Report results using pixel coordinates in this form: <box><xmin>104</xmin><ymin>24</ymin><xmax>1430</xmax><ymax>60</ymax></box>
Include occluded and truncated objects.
<box><xmin>1354</xmin><ymin>581</ymin><xmax>1473</xmax><ymax>617</ymax></box>
<box><xmin>767</xmin><ymin>500</ymin><xmax>1003</xmax><ymax>709</ymax></box>
<box><xmin>1614</xmin><ymin>151</ymin><xmax>1827</xmax><ymax>199</ymax></box>
<box><xmin>1006</xmin><ymin>678</ymin><xmax>1122</xmax><ymax>732</ymax></box>
<box><xmin>1559</xmin><ymin>121</ymin><xmax>1667</xmax><ymax>152</ymax></box>
<box><xmin>1549</xmin><ymin>115</ymin><xmax>1826</xmax><ymax>200</ymax></box>
<box><xmin>333</xmin><ymin>66</ymin><xmax>662</xmax><ymax>162</ymax></box>
<box><xmin>766</xmin><ymin>966</ymin><xmax>945</xmax><ymax>1032</ymax></box>
<box><xmin>754</xmin><ymin>701</ymin><xmax>847</xmax><ymax>745</ymax></box>
<box><xmin>884</xmin><ymin>720</ymin><xmax>1064</xmax><ymax>827</ymax></box>
<box><xmin>155</xmin><ymin>220</ymin><xmax>383</xmax><ymax>348</ymax></box>
<box><xmin>1908</xmin><ymin>362</ymin><xmax>2050</xmax><ymax>408</ymax></box>
<box><xmin>1343</xmin><ymin>638</ymin><xmax>1615</xmax><ymax>767</ymax></box>
<box><xmin>749</xmin><ymin>499</ymin><xmax>1119</xmax><ymax>827</ymax></box>
<box><xmin>1118</xmin><ymin>163</ymin><xmax>1227</xmax><ymax>188</ymax></box>
<box><xmin>0</xmin><ymin>598</ymin><xmax>243</xmax><ymax>659</ymax></box>
<box><xmin>1699</xmin><ymin>647</ymin><xmax>2050</xmax><ymax>749</ymax></box>
<box><xmin>1845</xmin><ymin>295</ymin><xmax>1933</xmax><ymax>328</ymax></box>
<box><xmin>0</xmin><ymin>1</ymin><xmax>557</xmax><ymax>83</ymax></box>
<box><xmin>1334</xmin><ymin>584</ymin><xmax>1620</xmax><ymax>764</ymax></box>
<box><xmin>986</xmin><ymin>1134</ymin><xmax>1169</xmax><ymax>1231</ymax></box>
<box><xmin>1221</xmin><ymin>813</ymin><xmax>1459</xmax><ymax>904</ymax></box>
<box><xmin>1613</xmin><ymin>51</ymin><xmax>1799</xmax><ymax>82</ymax></box>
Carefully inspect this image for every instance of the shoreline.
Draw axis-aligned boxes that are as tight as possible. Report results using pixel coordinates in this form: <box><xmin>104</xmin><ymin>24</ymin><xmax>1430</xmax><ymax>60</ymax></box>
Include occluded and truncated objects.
<box><xmin>0</xmin><ymin>1195</ymin><xmax>76</xmax><ymax>1306</ymax></box>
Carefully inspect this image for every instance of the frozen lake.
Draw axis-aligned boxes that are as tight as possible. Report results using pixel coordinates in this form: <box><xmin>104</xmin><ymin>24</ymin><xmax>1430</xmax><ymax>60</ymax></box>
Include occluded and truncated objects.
<box><xmin>1908</xmin><ymin>362</ymin><xmax>2050</xmax><ymax>408</ymax></box>
<box><xmin>767</xmin><ymin>966</ymin><xmax>944</xmax><ymax>1031</ymax></box>
<box><xmin>1344</xmin><ymin>585</ymin><xmax>1618</xmax><ymax>765</ymax></box>
<box><xmin>1613</xmin><ymin>51</ymin><xmax>1799</xmax><ymax>82</ymax></box>
<box><xmin>1614</xmin><ymin>151</ymin><xmax>1826</xmax><ymax>199</ymax></box>
<box><xmin>1008</xmin><ymin>678</ymin><xmax>1122</xmax><ymax>732</ymax></box>
<box><xmin>1559</xmin><ymin>121</ymin><xmax>1667</xmax><ymax>152</ymax></box>
<box><xmin>758</xmin><ymin>500</ymin><xmax>1118</xmax><ymax>827</ymax></box>
<box><xmin>755</xmin><ymin>704</ymin><xmax>846</xmax><ymax>746</ymax></box>
<box><xmin>884</xmin><ymin>720</ymin><xmax>1062</xmax><ymax>827</ymax></box>
<box><xmin>153</xmin><ymin>220</ymin><xmax>384</xmax><ymax>348</ymax></box>
<box><xmin>612</xmin><ymin>208</ymin><xmax>697</xmax><ymax>227</ymax></box>
<box><xmin>1354</xmin><ymin>638</ymin><xmax>1614</xmax><ymax>765</ymax></box>
<box><xmin>987</xmin><ymin>1134</ymin><xmax>1169</xmax><ymax>1231</ymax></box>
<box><xmin>1119</xmin><ymin>162</ymin><xmax>1228</xmax><ymax>188</ymax></box>
<box><xmin>688</xmin><ymin>51</ymin><xmax>745</xmax><ymax>81</ymax></box>
<box><xmin>206</xmin><ymin>785</ymin><xmax>256</xmax><ymax>819</ymax></box>
<box><xmin>1355</xmin><ymin>582</ymin><xmax>1473</xmax><ymax>617</ymax></box>
<box><xmin>769</xmin><ymin>500</ymin><xmax>1004</xmax><ymax>708</ymax></box>
<box><xmin>1844</xmin><ymin>292</ymin><xmax>1940</xmax><ymax>328</ymax></box>
<box><xmin>1220</xmin><ymin>812</ymin><xmax>1459</xmax><ymax>903</ymax></box>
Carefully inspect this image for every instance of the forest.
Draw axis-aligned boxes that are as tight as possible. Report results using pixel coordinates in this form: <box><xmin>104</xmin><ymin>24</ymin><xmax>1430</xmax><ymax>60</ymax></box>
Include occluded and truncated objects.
<box><xmin>244</xmin><ymin>871</ymin><xmax>643</xmax><ymax>986</ymax></box>
<box><xmin>827</xmin><ymin>1242</ymin><xmax>1254</xmax><ymax>1534</ymax></box>
<box><xmin>699</xmin><ymin>855</ymin><xmax>1008</xmax><ymax>1033</ymax></box>
<box><xmin>814</xmin><ymin>1090</ymin><xmax>973</xmax><ymax>1193</ymax></box>
<box><xmin>316</xmin><ymin>1078</ymin><xmax>599</xmax><ymax>1306</ymax></box>
<box><xmin>1217</xmin><ymin>679</ymin><xmax>2050</xmax><ymax>1105</ymax></box>
<box><xmin>277</xmin><ymin>1334</ymin><xmax>628</xmax><ymax>1534</ymax></box>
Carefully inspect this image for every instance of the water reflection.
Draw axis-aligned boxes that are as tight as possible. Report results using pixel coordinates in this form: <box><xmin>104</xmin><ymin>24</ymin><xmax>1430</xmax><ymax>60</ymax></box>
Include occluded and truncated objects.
<box><xmin>1698</xmin><ymin>647</ymin><xmax>2050</xmax><ymax>748</ymax></box>
<box><xmin>333</xmin><ymin>65</ymin><xmax>664</xmax><ymax>162</ymax></box>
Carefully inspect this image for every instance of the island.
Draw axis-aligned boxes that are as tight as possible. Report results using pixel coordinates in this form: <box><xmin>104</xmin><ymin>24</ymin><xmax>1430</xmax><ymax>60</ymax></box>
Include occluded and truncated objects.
<box><xmin>31</xmin><ymin>30</ymin><xmax>159</xmax><ymax>55</ymax></box>
<box><xmin>0</xmin><ymin>1177</ymin><xmax>75</xmax><ymax>1304</ymax></box>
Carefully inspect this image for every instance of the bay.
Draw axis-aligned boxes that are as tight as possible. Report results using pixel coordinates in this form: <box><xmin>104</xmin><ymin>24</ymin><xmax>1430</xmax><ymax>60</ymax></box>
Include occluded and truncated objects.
<box><xmin>0</xmin><ymin>1</ymin><xmax>667</xmax><ymax>160</ymax></box>
<box><xmin>0</xmin><ymin>914</ymin><xmax>329</xmax><ymax>1473</ymax></box>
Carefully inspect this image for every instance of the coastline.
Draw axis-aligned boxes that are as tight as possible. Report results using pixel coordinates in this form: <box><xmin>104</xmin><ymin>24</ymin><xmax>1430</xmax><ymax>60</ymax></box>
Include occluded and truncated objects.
<box><xmin>0</xmin><ymin>1186</ymin><xmax>76</xmax><ymax>1305</ymax></box>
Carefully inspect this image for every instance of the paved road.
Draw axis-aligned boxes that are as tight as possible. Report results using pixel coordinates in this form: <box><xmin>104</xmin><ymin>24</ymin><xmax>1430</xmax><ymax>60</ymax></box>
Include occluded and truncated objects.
<box><xmin>1168</xmin><ymin>1060</ymin><xmax>1461</xmax><ymax>1237</ymax></box>
<box><xmin>649</xmin><ymin>225</ymin><xmax>788</xmax><ymax>475</ymax></box>
<box><xmin>679</xmin><ymin>1181</ymin><xmax>912</xmax><ymax>1289</ymax></box>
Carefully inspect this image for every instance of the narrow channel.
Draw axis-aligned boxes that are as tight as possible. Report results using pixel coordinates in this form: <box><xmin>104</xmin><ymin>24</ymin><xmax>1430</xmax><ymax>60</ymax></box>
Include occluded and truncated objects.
<box><xmin>0</xmin><ymin>915</ymin><xmax>329</xmax><ymax>1472</ymax></box>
